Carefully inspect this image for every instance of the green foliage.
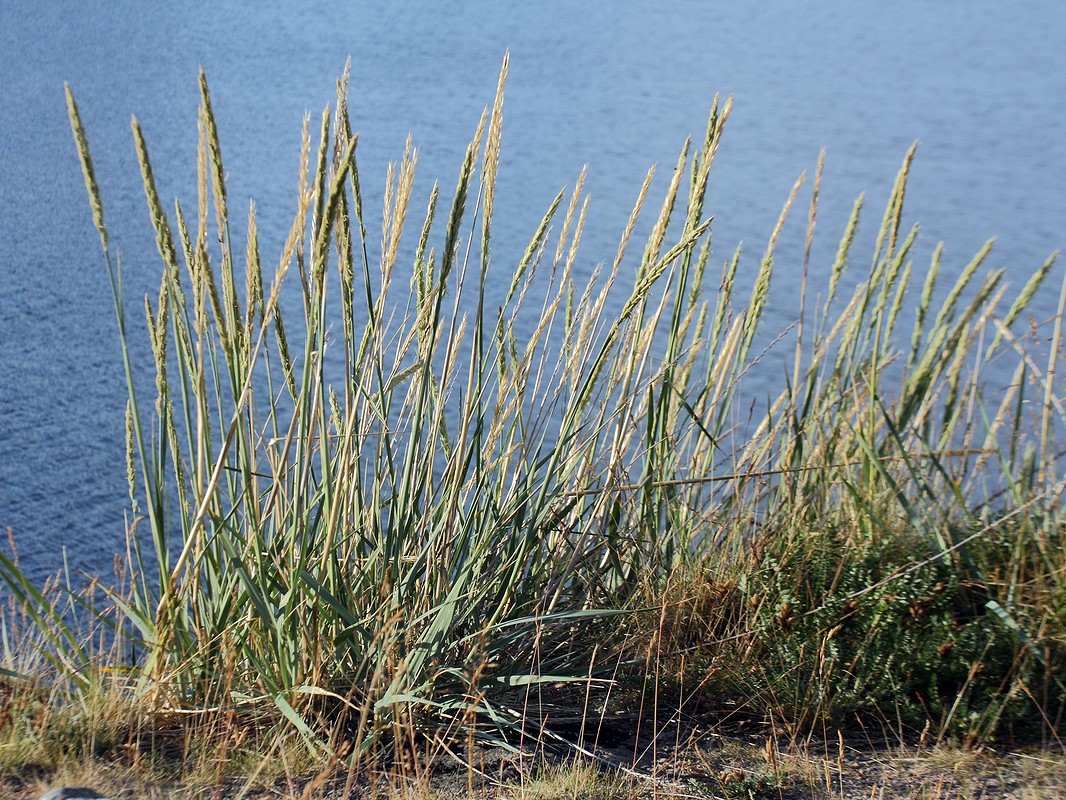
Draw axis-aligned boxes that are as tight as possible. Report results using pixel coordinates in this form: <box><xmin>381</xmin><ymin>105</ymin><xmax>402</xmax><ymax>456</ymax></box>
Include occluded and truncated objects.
<box><xmin>740</xmin><ymin>524</ymin><xmax>1019</xmax><ymax>731</ymax></box>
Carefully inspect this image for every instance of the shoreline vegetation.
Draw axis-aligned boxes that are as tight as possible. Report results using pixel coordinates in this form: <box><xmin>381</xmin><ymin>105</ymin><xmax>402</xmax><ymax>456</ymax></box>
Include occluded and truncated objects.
<box><xmin>2</xmin><ymin>59</ymin><xmax>1065</xmax><ymax>797</ymax></box>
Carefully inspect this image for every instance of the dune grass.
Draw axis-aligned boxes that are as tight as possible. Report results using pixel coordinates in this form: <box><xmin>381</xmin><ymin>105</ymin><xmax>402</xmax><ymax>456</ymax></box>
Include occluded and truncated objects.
<box><xmin>1</xmin><ymin>58</ymin><xmax>1064</xmax><ymax>790</ymax></box>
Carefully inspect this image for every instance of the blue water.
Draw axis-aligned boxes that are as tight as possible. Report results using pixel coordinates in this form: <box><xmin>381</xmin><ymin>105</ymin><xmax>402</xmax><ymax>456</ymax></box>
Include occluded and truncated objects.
<box><xmin>2</xmin><ymin>1</ymin><xmax>1064</xmax><ymax>583</ymax></box>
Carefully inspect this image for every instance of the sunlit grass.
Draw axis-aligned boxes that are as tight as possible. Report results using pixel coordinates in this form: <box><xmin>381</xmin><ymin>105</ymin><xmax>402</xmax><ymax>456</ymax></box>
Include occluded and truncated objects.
<box><xmin>1</xmin><ymin>57</ymin><xmax>1064</xmax><ymax>791</ymax></box>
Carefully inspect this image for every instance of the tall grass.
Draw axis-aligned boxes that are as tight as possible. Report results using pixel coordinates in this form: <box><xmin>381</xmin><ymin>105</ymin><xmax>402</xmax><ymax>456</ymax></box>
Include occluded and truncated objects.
<box><xmin>2</xmin><ymin>59</ymin><xmax>1064</xmax><ymax>776</ymax></box>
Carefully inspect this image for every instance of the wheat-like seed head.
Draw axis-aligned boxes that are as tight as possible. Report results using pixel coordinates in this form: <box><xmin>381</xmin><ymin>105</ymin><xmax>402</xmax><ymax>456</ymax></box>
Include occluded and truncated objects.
<box><xmin>65</xmin><ymin>85</ymin><xmax>107</xmax><ymax>251</ymax></box>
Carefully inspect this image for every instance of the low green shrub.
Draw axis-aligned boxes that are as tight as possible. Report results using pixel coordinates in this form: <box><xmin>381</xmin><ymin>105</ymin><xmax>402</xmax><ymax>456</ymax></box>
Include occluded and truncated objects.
<box><xmin>738</xmin><ymin>523</ymin><xmax>1017</xmax><ymax>731</ymax></box>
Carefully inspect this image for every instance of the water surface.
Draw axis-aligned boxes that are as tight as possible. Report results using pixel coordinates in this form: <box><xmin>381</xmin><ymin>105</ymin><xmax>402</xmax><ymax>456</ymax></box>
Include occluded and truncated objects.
<box><xmin>2</xmin><ymin>1</ymin><xmax>1064</xmax><ymax>582</ymax></box>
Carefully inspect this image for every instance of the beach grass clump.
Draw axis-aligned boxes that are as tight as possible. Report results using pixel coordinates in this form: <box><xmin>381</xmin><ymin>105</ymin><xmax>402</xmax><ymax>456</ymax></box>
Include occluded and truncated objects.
<box><xmin>1</xmin><ymin>58</ymin><xmax>1064</xmax><ymax>782</ymax></box>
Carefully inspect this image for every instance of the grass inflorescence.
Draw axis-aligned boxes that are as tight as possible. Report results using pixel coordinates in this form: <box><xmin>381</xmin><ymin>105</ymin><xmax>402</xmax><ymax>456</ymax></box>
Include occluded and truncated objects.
<box><xmin>2</xmin><ymin>59</ymin><xmax>1064</xmax><ymax>794</ymax></box>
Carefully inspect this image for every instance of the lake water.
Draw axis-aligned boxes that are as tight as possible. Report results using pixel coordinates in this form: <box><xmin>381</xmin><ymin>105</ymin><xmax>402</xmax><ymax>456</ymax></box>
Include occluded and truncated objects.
<box><xmin>2</xmin><ymin>1</ymin><xmax>1064</xmax><ymax>583</ymax></box>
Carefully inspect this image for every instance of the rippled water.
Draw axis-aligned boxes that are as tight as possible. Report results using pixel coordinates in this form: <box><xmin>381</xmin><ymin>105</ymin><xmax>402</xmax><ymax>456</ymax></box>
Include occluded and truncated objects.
<box><xmin>2</xmin><ymin>1</ymin><xmax>1064</xmax><ymax>582</ymax></box>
